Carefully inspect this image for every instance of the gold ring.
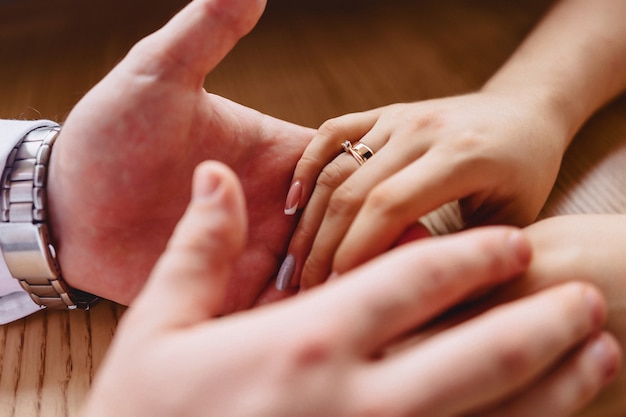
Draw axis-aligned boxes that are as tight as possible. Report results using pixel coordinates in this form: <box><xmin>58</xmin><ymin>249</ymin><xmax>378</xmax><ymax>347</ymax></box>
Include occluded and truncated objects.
<box><xmin>342</xmin><ymin>140</ymin><xmax>375</xmax><ymax>165</ymax></box>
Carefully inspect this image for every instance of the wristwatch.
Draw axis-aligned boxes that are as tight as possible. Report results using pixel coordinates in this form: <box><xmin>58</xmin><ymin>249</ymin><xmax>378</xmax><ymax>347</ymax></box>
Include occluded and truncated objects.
<box><xmin>0</xmin><ymin>126</ymin><xmax>98</xmax><ymax>310</ymax></box>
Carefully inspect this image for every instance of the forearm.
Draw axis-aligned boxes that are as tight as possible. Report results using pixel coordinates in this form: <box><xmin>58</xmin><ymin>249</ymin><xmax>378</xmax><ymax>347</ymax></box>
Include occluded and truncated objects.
<box><xmin>483</xmin><ymin>0</ymin><xmax>626</xmax><ymax>150</ymax></box>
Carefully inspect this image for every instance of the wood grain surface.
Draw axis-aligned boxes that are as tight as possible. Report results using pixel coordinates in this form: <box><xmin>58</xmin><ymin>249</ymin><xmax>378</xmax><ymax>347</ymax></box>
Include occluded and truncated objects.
<box><xmin>1</xmin><ymin>0</ymin><xmax>625</xmax><ymax>416</ymax></box>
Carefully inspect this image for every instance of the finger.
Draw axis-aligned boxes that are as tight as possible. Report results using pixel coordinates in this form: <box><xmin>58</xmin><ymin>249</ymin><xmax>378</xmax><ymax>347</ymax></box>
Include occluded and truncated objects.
<box><xmin>391</xmin><ymin>222</ymin><xmax>433</xmax><ymax>247</ymax></box>
<box><xmin>324</xmin><ymin>227</ymin><xmax>532</xmax><ymax>354</ymax></box>
<box><xmin>299</xmin><ymin>133</ymin><xmax>429</xmax><ymax>289</ymax></box>
<box><xmin>276</xmin><ymin>152</ymin><xmax>356</xmax><ymax>291</ymax></box>
<box><xmin>284</xmin><ymin>110</ymin><xmax>381</xmax><ymax>215</ymax></box>
<box><xmin>480</xmin><ymin>332</ymin><xmax>621</xmax><ymax>417</ymax></box>
<box><xmin>278</xmin><ymin>112</ymin><xmax>383</xmax><ymax>291</ymax></box>
<box><xmin>278</xmin><ymin>119</ymin><xmax>394</xmax><ymax>290</ymax></box>
<box><xmin>333</xmin><ymin>147</ymin><xmax>486</xmax><ymax>273</ymax></box>
<box><xmin>130</xmin><ymin>161</ymin><xmax>247</xmax><ymax>329</ymax></box>
<box><xmin>361</xmin><ymin>282</ymin><xmax>607</xmax><ymax>417</ymax></box>
<box><xmin>123</xmin><ymin>0</ymin><xmax>266</xmax><ymax>86</ymax></box>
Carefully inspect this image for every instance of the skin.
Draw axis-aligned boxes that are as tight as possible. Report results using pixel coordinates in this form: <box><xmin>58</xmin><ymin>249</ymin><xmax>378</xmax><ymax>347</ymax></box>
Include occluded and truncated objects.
<box><xmin>407</xmin><ymin>215</ymin><xmax>626</xmax><ymax>416</ymax></box>
<box><xmin>14</xmin><ymin>0</ymin><xmax>620</xmax><ymax>412</ymax></box>
<box><xmin>18</xmin><ymin>0</ymin><xmax>620</xmax><ymax>413</ymax></box>
<box><xmin>280</xmin><ymin>0</ymin><xmax>626</xmax><ymax>289</ymax></box>
<box><xmin>46</xmin><ymin>0</ymin><xmax>314</xmax><ymax>312</ymax></box>
<box><xmin>82</xmin><ymin>161</ymin><xmax>620</xmax><ymax>417</ymax></box>
<box><xmin>509</xmin><ymin>214</ymin><xmax>626</xmax><ymax>416</ymax></box>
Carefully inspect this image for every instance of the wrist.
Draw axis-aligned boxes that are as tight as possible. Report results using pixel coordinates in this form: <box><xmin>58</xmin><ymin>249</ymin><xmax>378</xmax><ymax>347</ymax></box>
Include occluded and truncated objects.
<box><xmin>46</xmin><ymin>128</ymin><xmax>96</xmax><ymax>296</ymax></box>
<box><xmin>0</xmin><ymin>126</ymin><xmax>98</xmax><ymax>309</ymax></box>
<box><xmin>480</xmin><ymin>79</ymin><xmax>576</xmax><ymax>154</ymax></box>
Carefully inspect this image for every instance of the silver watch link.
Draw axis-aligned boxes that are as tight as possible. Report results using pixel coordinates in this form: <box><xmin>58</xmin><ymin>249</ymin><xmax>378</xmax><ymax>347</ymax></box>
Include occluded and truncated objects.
<box><xmin>0</xmin><ymin>126</ymin><xmax>98</xmax><ymax>310</ymax></box>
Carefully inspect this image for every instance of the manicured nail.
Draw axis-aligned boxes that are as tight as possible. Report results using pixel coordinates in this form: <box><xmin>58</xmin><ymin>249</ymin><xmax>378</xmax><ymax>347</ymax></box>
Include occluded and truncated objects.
<box><xmin>284</xmin><ymin>180</ymin><xmax>302</xmax><ymax>215</ymax></box>
<box><xmin>276</xmin><ymin>254</ymin><xmax>296</xmax><ymax>291</ymax></box>
<box><xmin>328</xmin><ymin>272</ymin><xmax>340</xmax><ymax>281</ymax></box>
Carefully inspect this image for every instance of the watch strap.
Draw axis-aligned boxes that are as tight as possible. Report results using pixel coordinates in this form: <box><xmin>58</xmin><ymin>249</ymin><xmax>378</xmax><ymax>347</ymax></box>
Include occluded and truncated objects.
<box><xmin>0</xmin><ymin>126</ymin><xmax>98</xmax><ymax>310</ymax></box>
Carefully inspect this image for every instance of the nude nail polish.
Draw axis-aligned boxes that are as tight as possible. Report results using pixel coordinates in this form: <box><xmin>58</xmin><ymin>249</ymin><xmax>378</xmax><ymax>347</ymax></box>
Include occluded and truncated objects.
<box><xmin>284</xmin><ymin>180</ymin><xmax>302</xmax><ymax>215</ymax></box>
<box><xmin>276</xmin><ymin>254</ymin><xmax>296</xmax><ymax>291</ymax></box>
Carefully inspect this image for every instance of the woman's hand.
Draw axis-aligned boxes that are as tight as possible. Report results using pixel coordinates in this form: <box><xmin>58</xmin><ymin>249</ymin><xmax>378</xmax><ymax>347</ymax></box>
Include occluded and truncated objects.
<box><xmin>83</xmin><ymin>163</ymin><xmax>619</xmax><ymax>417</ymax></box>
<box><xmin>281</xmin><ymin>92</ymin><xmax>567</xmax><ymax>289</ymax></box>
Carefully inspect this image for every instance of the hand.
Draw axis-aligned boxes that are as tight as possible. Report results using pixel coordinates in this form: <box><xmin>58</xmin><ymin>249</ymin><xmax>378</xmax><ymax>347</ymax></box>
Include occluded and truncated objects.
<box><xmin>280</xmin><ymin>92</ymin><xmax>567</xmax><ymax>289</ymax></box>
<box><xmin>82</xmin><ymin>162</ymin><xmax>618</xmax><ymax>417</ymax></box>
<box><xmin>488</xmin><ymin>214</ymin><xmax>626</xmax><ymax>416</ymax></box>
<box><xmin>46</xmin><ymin>0</ymin><xmax>314</xmax><ymax>311</ymax></box>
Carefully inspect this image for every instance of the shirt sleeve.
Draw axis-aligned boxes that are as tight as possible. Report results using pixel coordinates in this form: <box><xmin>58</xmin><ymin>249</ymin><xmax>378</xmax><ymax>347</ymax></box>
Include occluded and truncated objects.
<box><xmin>0</xmin><ymin>119</ymin><xmax>61</xmax><ymax>324</ymax></box>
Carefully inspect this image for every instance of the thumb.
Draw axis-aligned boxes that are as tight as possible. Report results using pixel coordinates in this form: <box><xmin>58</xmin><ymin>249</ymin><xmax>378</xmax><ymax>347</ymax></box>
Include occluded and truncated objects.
<box><xmin>130</xmin><ymin>161</ymin><xmax>247</xmax><ymax>329</ymax></box>
<box><xmin>124</xmin><ymin>0</ymin><xmax>266</xmax><ymax>87</ymax></box>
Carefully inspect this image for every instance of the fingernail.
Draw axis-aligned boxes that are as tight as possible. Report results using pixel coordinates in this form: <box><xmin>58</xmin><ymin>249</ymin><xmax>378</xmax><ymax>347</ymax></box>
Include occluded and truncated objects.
<box><xmin>193</xmin><ymin>165</ymin><xmax>222</xmax><ymax>201</ymax></box>
<box><xmin>284</xmin><ymin>180</ymin><xmax>302</xmax><ymax>215</ymax></box>
<box><xmin>276</xmin><ymin>254</ymin><xmax>296</xmax><ymax>291</ymax></box>
<box><xmin>588</xmin><ymin>335</ymin><xmax>620</xmax><ymax>384</ymax></box>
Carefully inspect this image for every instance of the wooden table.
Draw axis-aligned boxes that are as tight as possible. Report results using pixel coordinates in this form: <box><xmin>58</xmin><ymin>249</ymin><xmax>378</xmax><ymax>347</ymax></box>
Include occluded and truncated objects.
<box><xmin>1</xmin><ymin>0</ymin><xmax>625</xmax><ymax>415</ymax></box>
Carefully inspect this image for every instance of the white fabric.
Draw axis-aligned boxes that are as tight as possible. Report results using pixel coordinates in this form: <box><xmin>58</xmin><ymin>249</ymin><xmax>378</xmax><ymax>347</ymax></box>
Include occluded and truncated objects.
<box><xmin>0</xmin><ymin>119</ymin><xmax>60</xmax><ymax>324</ymax></box>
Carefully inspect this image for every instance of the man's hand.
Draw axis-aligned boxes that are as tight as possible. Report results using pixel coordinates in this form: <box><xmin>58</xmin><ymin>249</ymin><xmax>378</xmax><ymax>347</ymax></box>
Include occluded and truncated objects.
<box><xmin>47</xmin><ymin>0</ymin><xmax>314</xmax><ymax>312</ymax></box>
<box><xmin>83</xmin><ymin>163</ymin><xmax>618</xmax><ymax>417</ymax></box>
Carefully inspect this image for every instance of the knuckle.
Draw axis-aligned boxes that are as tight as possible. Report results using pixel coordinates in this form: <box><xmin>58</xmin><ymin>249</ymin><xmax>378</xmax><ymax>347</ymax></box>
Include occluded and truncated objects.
<box><xmin>363</xmin><ymin>184</ymin><xmax>407</xmax><ymax>218</ymax></box>
<box><xmin>290</xmin><ymin>336</ymin><xmax>333</xmax><ymax>368</ymax></box>
<box><xmin>450</xmin><ymin>129</ymin><xmax>484</xmax><ymax>153</ymax></box>
<box><xmin>296</xmin><ymin>151</ymin><xmax>323</xmax><ymax>173</ymax></box>
<box><xmin>462</xmin><ymin>230</ymin><xmax>524</xmax><ymax>277</ymax></box>
<box><xmin>365</xmin><ymin>187</ymin><xmax>393</xmax><ymax>212</ymax></box>
<box><xmin>283</xmin><ymin>323</ymin><xmax>341</xmax><ymax>371</ymax></box>
<box><xmin>172</xmin><ymin>210</ymin><xmax>239</xmax><ymax>255</ymax></box>
<box><xmin>410</xmin><ymin>109</ymin><xmax>444</xmax><ymax>131</ymax></box>
<box><xmin>302</xmin><ymin>252</ymin><xmax>334</xmax><ymax>286</ymax></box>
<box><xmin>490</xmin><ymin>337</ymin><xmax>535</xmax><ymax>382</ymax></box>
<box><xmin>432</xmin><ymin>130</ymin><xmax>487</xmax><ymax>167</ymax></box>
<box><xmin>360</xmin><ymin>295</ymin><xmax>407</xmax><ymax>328</ymax></box>
<box><xmin>268</xmin><ymin>325</ymin><xmax>342</xmax><ymax>399</ymax></box>
<box><xmin>317</xmin><ymin>117</ymin><xmax>344</xmax><ymax>138</ymax></box>
<box><xmin>316</xmin><ymin>163</ymin><xmax>350</xmax><ymax>191</ymax></box>
<box><xmin>326</xmin><ymin>184</ymin><xmax>363</xmax><ymax>218</ymax></box>
<box><xmin>291</xmin><ymin>220</ymin><xmax>319</xmax><ymax>248</ymax></box>
<box><xmin>440</xmin><ymin>132</ymin><xmax>502</xmax><ymax>176</ymax></box>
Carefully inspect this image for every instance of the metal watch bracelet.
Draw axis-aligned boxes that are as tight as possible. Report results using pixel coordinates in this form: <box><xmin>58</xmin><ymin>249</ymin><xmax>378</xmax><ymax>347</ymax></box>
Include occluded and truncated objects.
<box><xmin>0</xmin><ymin>126</ymin><xmax>98</xmax><ymax>310</ymax></box>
